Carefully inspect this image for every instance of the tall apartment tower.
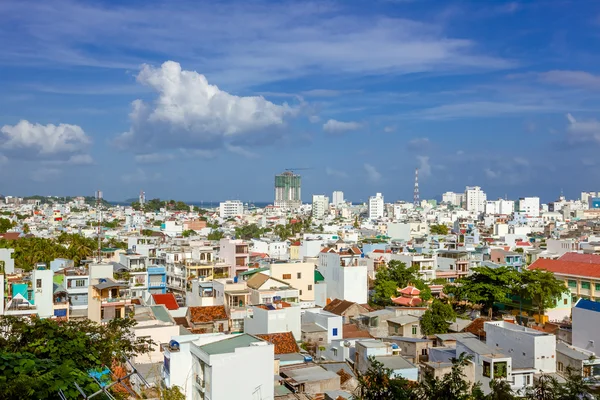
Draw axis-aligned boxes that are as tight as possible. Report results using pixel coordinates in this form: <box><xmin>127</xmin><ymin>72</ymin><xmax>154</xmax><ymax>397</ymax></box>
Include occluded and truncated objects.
<box><xmin>464</xmin><ymin>186</ymin><xmax>487</xmax><ymax>214</ymax></box>
<box><xmin>368</xmin><ymin>193</ymin><xmax>384</xmax><ymax>220</ymax></box>
<box><xmin>274</xmin><ymin>171</ymin><xmax>302</xmax><ymax>210</ymax></box>
<box><xmin>332</xmin><ymin>191</ymin><xmax>344</xmax><ymax>206</ymax></box>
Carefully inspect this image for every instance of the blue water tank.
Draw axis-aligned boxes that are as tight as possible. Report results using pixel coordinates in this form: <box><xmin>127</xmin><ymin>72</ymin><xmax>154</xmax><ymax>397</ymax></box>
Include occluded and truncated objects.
<box><xmin>304</xmin><ymin>355</ymin><xmax>313</xmax><ymax>362</ymax></box>
<box><xmin>233</xmin><ymin>276</ymin><xmax>238</xmax><ymax>283</ymax></box>
<box><xmin>391</xmin><ymin>343</ymin><xmax>399</xmax><ymax>349</ymax></box>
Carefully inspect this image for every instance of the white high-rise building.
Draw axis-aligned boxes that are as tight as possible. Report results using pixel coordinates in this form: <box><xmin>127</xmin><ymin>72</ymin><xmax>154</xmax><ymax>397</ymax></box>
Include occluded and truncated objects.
<box><xmin>219</xmin><ymin>200</ymin><xmax>244</xmax><ymax>219</ymax></box>
<box><xmin>442</xmin><ymin>191</ymin><xmax>464</xmax><ymax>207</ymax></box>
<box><xmin>464</xmin><ymin>186</ymin><xmax>487</xmax><ymax>214</ymax></box>
<box><xmin>332</xmin><ymin>191</ymin><xmax>344</xmax><ymax>206</ymax></box>
<box><xmin>312</xmin><ymin>195</ymin><xmax>329</xmax><ymax>219</ymax></box>
<box><xmin>519</xmin><ymin>197</ymin><xmax>540</xmax><ymax>217</ymax></box>
<box><xmin>368</xmin><ymin>193</ymin><xmax>384</xmax><ymax>220</ymax></box>
<box><xmin>485</xmin><ymin>199</ymin><xmax>515</xmax><ymax>215</ymax></box>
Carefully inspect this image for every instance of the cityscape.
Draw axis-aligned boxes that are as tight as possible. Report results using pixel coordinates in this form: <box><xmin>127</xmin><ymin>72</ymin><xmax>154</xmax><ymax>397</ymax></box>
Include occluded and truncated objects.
<box><xmin>2</xmin><ymin>0</ymin><xmax>600</xmax><ymax>399</ymax></box>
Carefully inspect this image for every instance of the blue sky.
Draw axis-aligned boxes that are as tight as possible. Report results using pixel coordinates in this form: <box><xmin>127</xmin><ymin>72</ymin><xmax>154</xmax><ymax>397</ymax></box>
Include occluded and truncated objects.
<box><xmin>1</xmin><ymin>0</ymin><xmax>600</xmax><ymax>203</ymax></box>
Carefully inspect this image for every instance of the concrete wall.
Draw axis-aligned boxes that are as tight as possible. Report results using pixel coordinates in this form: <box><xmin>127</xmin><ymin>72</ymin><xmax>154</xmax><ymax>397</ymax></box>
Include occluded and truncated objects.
<box><xmin>133</xmin><ymin>324</ymin><xmax>180</xmax><ymax>364</ymax></box>
<box><xmin>0</xmin><ymin>248</ymin><xmax>15</xmax><ymax>274</ymax></box>
<box><xmin>271</xmin><ymin>262</ymin><xmax>316</xmax><ymax>302</ymax></box>
<box><xmin>303</xmin><ymin>310</ymin><xmax>343</xmax><ymax>343</ymax></box>
<box><xmin>485</xmin><ymin>321</ymin><xmax>556</xmax><ymax>373</ymax></box>
<box><xmin>244</xmin><ymin>306</ymin><xmax>301</xmax><ymax>340</ymax></box>
<box><xmin>572</xmin><ymin>304</ymin><xmax>600</xmax><ymax>355</ymax></box>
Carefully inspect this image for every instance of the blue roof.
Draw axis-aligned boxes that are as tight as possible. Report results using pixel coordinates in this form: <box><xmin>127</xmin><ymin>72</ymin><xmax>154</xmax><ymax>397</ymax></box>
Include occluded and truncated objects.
<box><xmin>575</xmin><ymin>298</ymin><xmax>600</xmax><ymax>312</ymax></box>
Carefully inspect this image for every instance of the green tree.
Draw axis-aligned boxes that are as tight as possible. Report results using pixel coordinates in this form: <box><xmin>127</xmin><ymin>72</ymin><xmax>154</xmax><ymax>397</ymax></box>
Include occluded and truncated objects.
<box><xmin>447</xmin><ymin>266</ymin><xmax>519</xmax><ymax>319</ymax></box>
<box><xmin>22</xmin><ymin>223</ymin><xmax>30</xmax><ymax>234</ymax></box>
<box><xmin>354</xmin><ymin>357</ymin><xmax>412</xmax><ymax>400</ymax></box>
<box><xmin>373</xmin><ymin>260</ymin><xmax>421</xmax><ymax>305</ymax></box>
<box><xmin>0</xmin><ymin>316</ymin><xmax>153</xmax><ymax>400</ymax></box>
<box><xmin>520</xmin><ymin>269</ymin><xmax>569</xmax><ymax>322</ymax></box>
<box><xmin>141</xmin><ymin>229</ymin><xmax>155</xmax><ymax>236</ymax></box>
<box><xmin>182</xmin><ymin>229</ymin><xmax>196</xmax><ymax>238</ymax></box>
<box><xmin>207</xmin><ymin>230</ymin><xmax>224</xmax><ymax>241</ymax></box>
<box><xmin>430</xmin><ymin>224</ymin><xmax>449</xmax><ymax>235</ymax></box>
<box><xmin>0</xmin><ymin>217</ymin><xmax>13</xmax><ymax>233</ymax></box>
<box><xmin>414</xmin><ymin>353</ymin><xmax>480</xmax><ymax>400</ymax></box>
<box><xmin>486</xmin><ymin>379</ymin><xmax>516</xmax><ymax>400</ymax></box>
<box><xmin>420</xmin><ymin>299</ymin><xmax>457</xmax><ymax>335</ymax></box>
<box><xmin>236</xmin><ymin>224</ymin><xmax>264</xmax><ymax>240</ymax></box>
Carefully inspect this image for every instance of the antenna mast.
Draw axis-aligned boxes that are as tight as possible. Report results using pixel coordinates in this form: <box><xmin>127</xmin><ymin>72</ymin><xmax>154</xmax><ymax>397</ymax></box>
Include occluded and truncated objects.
<box><xmin>413</xmin><ymin>168</ymin><xmax>420</xmax><ymax>207</ymax></box>
<box><xmin>95</xmin><ymin>190</ymin><xmax>103</xmax><ymax>262</ymax></box>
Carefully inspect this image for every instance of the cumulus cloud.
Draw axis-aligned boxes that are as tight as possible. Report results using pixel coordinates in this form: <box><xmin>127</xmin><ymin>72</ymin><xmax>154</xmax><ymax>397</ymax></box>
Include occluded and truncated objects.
<box><xmin>224</xmin><ymin>144</ymin><xmax>259</xmax><ymax>159</ymax></box>
<box><xmin>417</xmin><ymin>156</ymin><xmax>432</xmax><ymax>176</ymax></box>
<box><xmin>114</xmin><ymin>61</ymin><xmax>295</xmax><ymax>154</ymax></box>
<box><xmin>0</xmin><ymin>120</ymin><xmax>91</xmax><ymax>160</ymax></box>
<box><xmin>326</xmin><ymin>167</ymin><xmax>348</xmax><ymax>178</ymax></box>
<box><xmin>323</xmin><ymin>119</ymin><xmax>361</xmax><ymax>133</ymax></box>
<box><xmin>566</xmin><ymin>113</ymin><xmax>600</xmax><ymax>144</ymax></box>
<box><xmin>309</xmin><ymin>115</ymin><xmax>321</xmax><ymax>123</ymax></box>
<box><xmin>364</xmin><ymin>163</ymin><xmax>382</xmax><ymax>182</ymax></box>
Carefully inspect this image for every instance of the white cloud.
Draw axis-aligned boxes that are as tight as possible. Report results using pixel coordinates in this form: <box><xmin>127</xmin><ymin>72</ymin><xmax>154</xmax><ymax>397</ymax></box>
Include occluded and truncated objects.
<box><xmin>114</xmin><ymin>61</ymin><xmax>295</xmax><ymax>153</ymax></box>
<box><xmin>364</xmin><ymin>163</ymin><xmax>382</xmax><ymax>182</ymax></box>
<box><xmin>407</xmin><ymin>137</ymin><xmax>431</xmax><ymax>151</ymax></box>
<box><xmin>484</xmin><ymin>168</ymin><xmax>500</xmax><ymax>179</ymax></box>
<box><xmin>323</xmin><ymin>119</ymin><xmax>361</xmax><ymax>133</ymax></box>
<box><xmin>135</xmin><ymin>153</ymin><xmax>174</xmax><ymax>164</ymax></box>
<box><xmin>1</xmin><ymin>120</ymin><xmax>91</xmax><ymax>156</ymax></box>
<box><xmin>539</xmin><ymin>70</ymin><xmax>600</xmax><ymax>89</ymax></box>
<box><xmin>413</xmin><ymin>101</ymin><xmax>558</xmax><ymax>120</ymax></box>
<box><xmin>417</xmin><ymin>155</ymin><xmax>431</xmax><ymax>176</ymax></box>
<box><xmin>383</xmin><ymin>126</ymin><xmax>395</xmax><ymax>133</ymax></box>
<box><xmin>0</xmin><ymin>2</ymin><xmax>511</xmax><ymax>86</ymax></box>
<box><xmin>122</xmin><ymin>168</ymin><xmax>162</xmax><ymax>184</ymax></box>
<box><xmin>309</xmin><ymin>115</ymin><xmax>321</xmax><ymax>123</ymax></box>
<box><xmin>566</xmin><ymin>113</ymin><xmax>600</xmax><ymax>144</ymax></box>
<box><xmin>326</xmin><ymin>167</ymin><xmax>348</xmax><ymax>178</ymax></box>
<box><xmin>225</xmin><ymin>144</ymin><xmax>259</xmax><ymax>159</ymax></box>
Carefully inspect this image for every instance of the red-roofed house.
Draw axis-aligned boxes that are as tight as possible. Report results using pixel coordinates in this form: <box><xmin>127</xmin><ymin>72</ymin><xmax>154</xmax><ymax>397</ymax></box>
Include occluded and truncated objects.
<box><xmin>528</xmin><ymin>258</ymin><xmax>600</xmax><ymax>319</ymax></box>
<box><xmin>559</xmin><ymin>252</ymin><xmax>600</xmax><ymax>264</ymax></box>
<box><xmin>152</xmin><ymin>293</ymin><xmax>179</xmax><ymax>310</ymax></box>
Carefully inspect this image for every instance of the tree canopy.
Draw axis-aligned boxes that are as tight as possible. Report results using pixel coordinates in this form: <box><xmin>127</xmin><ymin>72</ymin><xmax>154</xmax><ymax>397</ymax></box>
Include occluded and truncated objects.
<box><xmin>430</xmin><ymin>224</ymin><xmax>449</xmax><ymax>235</ymax></box>
<box><xmin>0</xmin><ymin>316</ymin><xmax>153</xmax><ymax>399</ymax></box>
<box><xmin>372</xmin><ymin>260</ymin><xmax>425</xmax><ymax>305</ymax></box>
<box><xmin>0</xmin><ymin>233</ymin><xmax>98</xmax><ymax>271</ymax></box>
<box><xmin>420</xmin><ymin>298</ymin><xmax>457</xmax><ymax>336</ymax></box>
<box><xmin>446</xmin><ymin>266</ymin><xmax>520</xmax><ymax>318</ymax></box>
<box><xmin>0</xmin><ymin>217</ymin><xmax>14</xmax><ymax>233</ymax></box>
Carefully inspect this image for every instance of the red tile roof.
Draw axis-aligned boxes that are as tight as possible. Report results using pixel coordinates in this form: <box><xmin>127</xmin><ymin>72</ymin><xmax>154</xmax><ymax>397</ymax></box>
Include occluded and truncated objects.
<box><xmin>255</xmin><ymin>332</ymin><xmax>299</xmax><ymax>354</ymax></box>
<box><xmin>343</xmin><ymin>324</ymin><xmax>373</xmax><ymax>339</ymax></box>
<box><xmin>463</xmin><ymin>318</ymin><xmax>488</xmax><ymax>339</ymax></box>
<box><xmin>0</xmin><ymin>232</ymin><xmax>20</xmax><ymax>240</ymax></box>
<box><xmin>529</xmin><ymin>258</ymin><xmax>600</xmax><ymax>278</ymax></box>
<box><xmin>188</xmin><ymin>305</ymin><xmax>228</xmax><ymax>323</ymax></box>
<box><xmin>152</xmin><ymin>293</ymin><xmax>179</xmax><ymax>310</ymax></box>
<box><xmin>515</xmin><ymin>241</ymin><xmax>531</xmax><ymax>246</ymax></box>
<box><xmin>323</xmin><ymin>299</ymin><xmax>367</xmax><ymax>316</ymax></box>
<box><xmin>398</xmin><ymin>286</ymin><xmax>421</xmax><ymax>296</ymax></box>
<box><xmin>391</xmin><ymin>296</ymin><xmax>423</xmax><ymax>307</ymax></box>
<box><xmin>559</xmin><ymin>252</ymin><xmax>600</xmax><ymax>264</ymax></box>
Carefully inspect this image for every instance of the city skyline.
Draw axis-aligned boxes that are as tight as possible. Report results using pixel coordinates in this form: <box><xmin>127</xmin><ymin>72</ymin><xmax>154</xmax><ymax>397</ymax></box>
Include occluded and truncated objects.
<box><xmin>2</xmin><ymin>0</ymin><xmax>600</xmax><ymax>201</ymax></box>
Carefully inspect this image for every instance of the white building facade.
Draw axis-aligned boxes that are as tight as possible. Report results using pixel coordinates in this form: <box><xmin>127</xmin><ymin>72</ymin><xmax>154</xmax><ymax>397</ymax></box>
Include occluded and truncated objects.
<box><xmin>464</xmin><ymin>186</ymin><xmax>487</xmax><ymax>214</ymax></box>
<box><xmin>368</xmin><ymin>193</ymin><xmax>384</xmax><ymax>220</ymax></box>
<box><xmin>219</xmin><ymin>200</ymin><xmax>244</xmax><ymax>219</ymax></box>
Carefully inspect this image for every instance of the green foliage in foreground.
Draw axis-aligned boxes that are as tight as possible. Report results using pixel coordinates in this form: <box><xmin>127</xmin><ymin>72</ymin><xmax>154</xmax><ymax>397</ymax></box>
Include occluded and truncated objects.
<box><xmin>0</xmin><ymin>316</ymin><xmax>153</xmax><ymax>400</ymax></box>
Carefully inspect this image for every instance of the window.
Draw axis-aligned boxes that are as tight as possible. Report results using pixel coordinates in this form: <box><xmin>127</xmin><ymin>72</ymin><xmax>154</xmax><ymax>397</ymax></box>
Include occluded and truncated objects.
<box><xmin>332</xmin><ymin>328</ymin><xmax>338</xmax><ymax>336</ymax></box>
<box><xmin>582</xmin><ymin>281</ymin><xmax>591</xmax><ymax>290</ymax></box>
<box><xmin>596</xmin><ymin>283</ymin><xmax>600</xmax><ymax>291</ymax></box>
<box><xmin>283</xmin><ymin>274</ymin><xmax>291</xmax><ymax>280</ymax></box>
<box><xmin>525</xmin><ymin>375</ymin><xmax>531</xmax><ymax>385</ymax></box>
<box><xmin>332</xmin><ymin>348</ymin><xmax>338</xmax><ymax>357</ymax></box>
<box><xmin>494</xmin><ymin>362</ymin><xmax>507</xmax><ymax>378</ymax></box>
<box><xmin>299</xmin><ymin>290</ymin><xmax>302</xmax><ymax>295</ymax></box>
<box><xmin>411</xmin><ymin>325</ymin><xmax>418</xmax><ymax>335</ymax></box>
<box><xmin>308</xmin><ymin>285</ymin><xmax>313</xmax><ymax>291</ymax></box>
<box><xmin>564</xmin><ymin>298</ymin><xmax>568</xmax><ymax>305</ymax></box>
<box><xmin>558</xmin><ymin>362</ymin><xmax>564</xmax><ymax>372</ymax></box>
<box><xmin>483</xmin><ymin>361</ymin><xmax>491</xmax><ymax>378</ymax></box>
<box><xmin>297</xmin><ymin>272</ymin><xmax>302</xmax><ymax>279</ymax></box>
<box><xmin>568</xmin><ymin>280</ymin><xmax>577</xmax><ymax>288</ymax></box>
<box><xmin>421</xmin><ymin>348</ymin><xmax>428</xmax><ymax>356</ymax></box>
<box><xmin>36</xmin><ymin>279</ymin><xmax>42</xmax><ymax>289</ymax></box>
<box><xmin>76</xmin><ymin>279</ymin><xmax>86</xmax><ymax>287</ymax></box>
<box><xmin>394</xmin><ymin>326</ymin><xmax>399</xmax><ymax>333</ymax></box>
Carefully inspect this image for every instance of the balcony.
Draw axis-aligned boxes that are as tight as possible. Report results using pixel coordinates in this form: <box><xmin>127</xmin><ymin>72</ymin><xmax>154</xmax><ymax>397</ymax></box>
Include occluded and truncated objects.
<box><xmin>148</xmin><ymin>266</ymin><xmax>166</xmax><ymax>274</ymax></box>
<box><xmin>148</xmin><ymin>282</ymin><xmax>166</xmax><ymax>288</ymax></box>
<box><xmin>100</xmin><ymin>297</ymin><xmax>132</xmax><ymax>305</ymax></box>
<box><xmin>194</xmin><ymin>374</ymin><xmax>205</xmax><ymax>392</ymax></box>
